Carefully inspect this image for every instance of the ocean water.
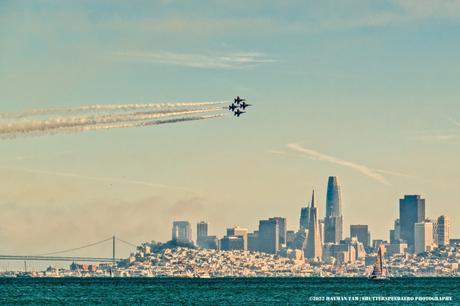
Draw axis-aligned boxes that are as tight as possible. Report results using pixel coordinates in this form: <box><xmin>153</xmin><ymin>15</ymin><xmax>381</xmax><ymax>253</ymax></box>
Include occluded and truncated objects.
<box><xmin>0</xmin><ymin>277</ymin><xmax>458</xmax><ymax>305</ymax></box>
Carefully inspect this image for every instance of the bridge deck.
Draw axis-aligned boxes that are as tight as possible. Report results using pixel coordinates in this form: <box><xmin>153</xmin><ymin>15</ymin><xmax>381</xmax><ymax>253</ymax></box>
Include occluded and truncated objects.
<box><xmin>0</xmin><ymin>255</ymin><xmax>122</xmax><ymax>262</ymax></box>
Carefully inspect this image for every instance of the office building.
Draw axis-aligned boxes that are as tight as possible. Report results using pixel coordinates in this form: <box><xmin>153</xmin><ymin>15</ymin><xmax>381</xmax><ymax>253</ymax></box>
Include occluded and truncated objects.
<box><xmin>437</xmin><ymin>215</ymin><xmax>449</xmax><ymax>247</ymax></box>
<box><xmin>258</xmin><ymin>218</ymin><xmax>279</xmax><ymax>254</ymax></box>
<box><xmin>399</xmin><ymin>195</ymin><xmax>425</xmax><ymax>252</ymax></box>
<box><xmin>248</xmin><ymin>231</ymin><xmax>259</xmax><ymax>252</ymax></box>
<box><xmin>227</xmin><ymin>226</ymin><xmax>249</xmax><ymax>251</ymax></box>
<box><xmin>220</xmin><ymin>235</ymin><xmax>245</xmax><ymax>251</ymax></box>
<box><xmin>270</xmin><ymin>217</ymin><xmax>287</xmax><ymax>246</ymax></box>
<box><xmin>196</xmin><ymin>221</ymin><xmax>208</xmax><ymax>248</ymax></box>
<box><xmin>350</xmin><ymin>224</ymin><xmax>370</xmax><ymax>247</ymax></box>
<box><xmin>305</xmin><ymin>191</ymin><xmax>322</xmax><ymax>259</ymax></box>
<box><xmin>324</xmin><ymin>176</ymin><xmax>343</xmax><ymax>243</ymax></box>
<box><xmin>172</xmin><ymin>221</ymin><xmax>193</xmax><ymax>243</ymax></box>
<box><xmin>414</xmin><ymin>220</ymin><xmax>434</xmax><ymax>254</ymax></box>
<box><xmin>390</xmin><ymin>219</ymin><xmax>400</xmax><ymax>244</ymax></box>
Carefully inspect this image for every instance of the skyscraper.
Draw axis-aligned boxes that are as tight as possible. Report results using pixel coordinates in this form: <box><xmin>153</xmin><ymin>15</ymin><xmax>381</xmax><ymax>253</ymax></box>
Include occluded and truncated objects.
<box><xmin>172</xmin><ymin>221</ymin><xmax>192</xmax><ymax>243</ymax></box>
<box><xmin>324</xmin><ymin>176</ymin><xmax>343</xmax><ymax>243</ymax></box>
<box><xmin>219</xmin><ymin>236</ymin><xmax>245</xmax><ymax>251</ymax></box>
<box><xmin>350</xmin><ymin>225</ymin><xmax>370</xmax><ymax>247</ymax></box>
<box><xmin>305</xmin><ymin>190</ymin><xmax>322</xmax><ymax>259</ymax></box>
<box><xmin>437</xmin><ymin>215</ymin><xmax>450</xmax><ymax>247</ymax></box>
<box><xmin>299</xmin><ymin>199</ymin><xmax>310</xmax><ymax>230</ymax></box>
<box><xmin>390</xmin><ymin>219</ymin><xmax>401</xmax><ymax>243</ymax></box>
<box><xmin>270</xmin><ymin>217</ymin><xmax>287</xmax><ymax>247</ymax></box>
<box><xmin>227</xmin><ymin>226</ymin><xmax>249</xmax><ymax>250</ymax></box>
<box><xmin>196</xmin><ymin>221</ymin><xmax>208</xmax><ymax>248</ymax></box>
<box><xmin>414</xmin><ymin>220</ymin><xmax>434</xmax><ymax>254</ymax></box>
<box><xmin>258</xmin><ymin>219</ymin><xmax>279</xmax><ymax>254</ymax></box>
<box><xmin>399</xmin><ymin>195</ymin><xmax>425</xmax><ymax>252</ymax></box>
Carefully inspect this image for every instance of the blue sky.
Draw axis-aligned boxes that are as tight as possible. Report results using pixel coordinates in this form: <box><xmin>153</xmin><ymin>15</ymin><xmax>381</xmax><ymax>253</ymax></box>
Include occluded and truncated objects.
<box><xmin>0</xmin><ymin>0</ymin><xmax>459</xmax><ymax>263</ymax></box>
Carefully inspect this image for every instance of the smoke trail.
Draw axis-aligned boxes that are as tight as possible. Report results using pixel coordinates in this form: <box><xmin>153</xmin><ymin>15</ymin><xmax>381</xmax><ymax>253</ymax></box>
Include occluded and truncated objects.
<box><xmin>1</xmin><ymin>114</ymin><xmax>226</xmax><ymax>139</ymax></box>
<box><xmin>0</xmin><ymin>107</ymin><xmax>223</xmax><ymax>137</ymax></box>
<box><xmin>0</xmin><ymin>101</ymin><xmax>226</xmax><ymax>119</ymax></box>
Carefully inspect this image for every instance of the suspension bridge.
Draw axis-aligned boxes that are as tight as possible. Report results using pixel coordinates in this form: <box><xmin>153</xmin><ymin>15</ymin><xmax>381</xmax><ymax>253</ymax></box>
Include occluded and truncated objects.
<box><xmin>0</xmin><ymin>236</ymin><xmax>138</xmax><ymax>263</ymax></box>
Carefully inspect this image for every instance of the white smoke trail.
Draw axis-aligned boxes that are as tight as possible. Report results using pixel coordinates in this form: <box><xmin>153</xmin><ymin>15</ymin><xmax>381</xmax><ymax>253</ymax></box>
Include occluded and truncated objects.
<box><xmin>0</xmin><ymin>107</ymin><xmax>223</xmax><ymax>137</ymax></box>
<box><xmin>1</xmin><ymin>114</ymin><xmax>226</xmax><ymax>139</ymax></box>
<box><xmin>0</xmin><ymin>101</ymin><xmax>226</xmax><ymax>119</ymax></box>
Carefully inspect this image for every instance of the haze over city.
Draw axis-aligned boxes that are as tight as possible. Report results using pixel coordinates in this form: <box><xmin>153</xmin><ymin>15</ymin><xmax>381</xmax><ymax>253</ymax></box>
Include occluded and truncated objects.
<box><xmin>1</xmin><ymin>0</ymin><xmax>459</xmax><ymax>266</ymax></box>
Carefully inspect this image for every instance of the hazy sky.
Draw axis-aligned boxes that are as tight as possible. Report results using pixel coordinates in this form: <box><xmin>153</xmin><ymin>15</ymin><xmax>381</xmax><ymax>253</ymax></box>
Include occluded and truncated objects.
<box><xmin>1</xmin><ymin>0</ymin><xmax>459</xmax><ymax>265</ymax></box>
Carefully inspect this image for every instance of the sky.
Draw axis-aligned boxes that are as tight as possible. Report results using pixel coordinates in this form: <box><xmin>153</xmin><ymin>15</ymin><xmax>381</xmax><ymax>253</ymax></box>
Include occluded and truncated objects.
<box><xmin>1</xmin><ymin>0</ymin><xmax>460</xmax><ymax>268</ymax></box>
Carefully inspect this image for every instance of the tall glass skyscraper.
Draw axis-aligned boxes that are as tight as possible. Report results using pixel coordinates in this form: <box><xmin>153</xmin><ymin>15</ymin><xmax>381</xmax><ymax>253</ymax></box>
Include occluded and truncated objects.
<box><xmin>172</xmin><ymin>221</ymin><xmax>193</xmax><ymax>243</ymax></box>
<box><xmin>399</xmin><ymin>195</ymin><xmax>425</xmax><ymax>252</ymax></box>
<box><xmin>196</xmin><ymin>221</ymin><xmax>208</xmax><ymax>247</ymax></box>
<box><xmin>257</xmin><ymin>219</ymin><xmax>279</xmax><ymax>254</ymax></box>
<box><xmin>324</xmin><ymin>176</ymin><xmax>343</xmax><ymax>243</ymax></box>
<box><xmin>437</xmin><ymin>215</ymin><xmax>449</xmax><ymax>247</ymax></box>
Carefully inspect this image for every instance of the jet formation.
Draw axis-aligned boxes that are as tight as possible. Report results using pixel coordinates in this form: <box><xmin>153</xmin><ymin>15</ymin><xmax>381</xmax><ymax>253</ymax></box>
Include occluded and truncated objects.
<box><xmin>229</xmin><ymin>96</ymin><xmax>251</xmax><ymax>117</ymax></box>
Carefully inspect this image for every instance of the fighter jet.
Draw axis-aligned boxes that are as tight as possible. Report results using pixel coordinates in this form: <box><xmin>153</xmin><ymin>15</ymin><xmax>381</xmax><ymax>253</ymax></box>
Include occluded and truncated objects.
<box><xmin>239</xmin><ymin>101</ymin><xmax>252</xmax><ymax>110</ymax></box>
<box><xmin>228</xmin><ymin>103</ymin><xmax>238</xmax><ymax>111</ymax></box>
<box><xmin>234</xmin><ymin>96</ymin><xmax>245</xmax><ymax>104</ymax></box>
<box><xmin>234</xmin><ymin>109</ymin><xmax>245</xmax><ymax>117</ymax></box>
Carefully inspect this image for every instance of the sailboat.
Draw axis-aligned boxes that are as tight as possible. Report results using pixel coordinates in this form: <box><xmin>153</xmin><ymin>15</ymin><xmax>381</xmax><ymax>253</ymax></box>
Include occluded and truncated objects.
<box><xmin>368</xmin><ymin>245</ymin><xmax>388</xmax><ymax>281</ymax></box>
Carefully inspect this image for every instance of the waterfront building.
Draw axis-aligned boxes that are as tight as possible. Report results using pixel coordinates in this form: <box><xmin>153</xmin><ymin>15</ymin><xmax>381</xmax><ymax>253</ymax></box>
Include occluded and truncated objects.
<box><xmin>399</xmin><ymin>195</ymin><xmax>425</xmax><ymax>252</ymax></box>
<box><xmin>437</xmin><ymin>215</ymin><xmax>450</xmax><ymax>247</ymax></box>
<box><xmin>414</xmin><ymin>220</ymin><xmax>434</xmax><ymax>254</ymax></box>
<box><xmin>258</xmin><ymin>218</ymin><xmax>279</xmax><ymax>254</ymax></box>
<box><xmin>172</xmin><ymin>221</ymin><xmax>192</xmax><ymax>243</ymax></box>
<box><xmin>305</xmin><ymin>190</ymin><xmax>322</xmax><ymax>260</ymax></box>
<box><xmin>350</xmin><ymin>224</ymin><xmax>370</xmax><ymax>247</ymax></box>
<box><xmin>324</xmin><ymin>176</ymin><xmax>343</xmax><ymax>243</ymax></box>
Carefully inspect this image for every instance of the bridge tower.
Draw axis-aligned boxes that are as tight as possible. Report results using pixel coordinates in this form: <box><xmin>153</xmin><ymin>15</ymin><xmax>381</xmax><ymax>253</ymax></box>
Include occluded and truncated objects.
<box><xmin>112</xmin><ymin>235</ymin><xmax>116</xmax><ymax>263</ymax></box>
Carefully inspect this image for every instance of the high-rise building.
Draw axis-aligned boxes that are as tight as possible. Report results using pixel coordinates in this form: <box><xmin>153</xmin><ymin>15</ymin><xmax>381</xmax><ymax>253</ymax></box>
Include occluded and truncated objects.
<box><xmin>286</xmin><ymin>230</ymin><xmax>296</xmax><ymax>249</ymax></box>
<box><xmin>319</xmin><ymin>219</ymin><xmax>325</xmax><ymax>244</ymax></box>
<box><xmin>323</xmin><ymin>237</ymin><xmax>365</xmax><ymax>264</ymax></box>
<box><xmin>172</xmin><ymin>221</ymin><xmax>192</xmax><ymax>243</ymax></box>
<box><xmin>220</xmin><ymin>236</ymin><xmax>245</xmax><ymax>251</ymax></box>
<box><xmin>269</xmin><ymin>217</ymin><xmax>287</xmax><ymax>247</ymax></box>
<box><xmin>299</xmin><ymin>198</ymin><xmax>310</xmax><ymax>230</ymax></box>
<box><xmin>248</xmin><ymin>231</ymin><xmax>259</xmax><ymax>252</ymax></box>
<box><xmin>414</xmin><ymin>220</ymin><xmax>434</xmax><ymax>254</ymax></box>
<box><xmin>305</xmin><ymin>191</ymin><xmax>322</xmax><ymax>259</ymax></box>
<box><xmin>350</xmin><ymin>225</ymin><xmax>370</xmax><ymax>247</ymax></box>
<box><xmin>437</xmin><ymin>215</ymin><xmax>450</xmax><ymax>247</ymax></box>
<box><xmin>258</xmin><ymin>219</ymin><xmax>279</xmax><ymax>254</ymax></box>
<box><xmin>196</xmin><ymin>221</ymin><xmax>208</xmax><ymax>247</ymax></box>
<box><xmin>399</xmin><ymin>195</ymin><xmax>425</xmax><ymax>252</ymax></box>
<box><xmin>202</xmin><ymin>236</ymin><xmax>218</xmax><ymax>249</ymax></box>
<box><xmin>324</xmin><ymin>176</ymin><xmax>343</xmax><ymax>243</ymax></box>
<box><xmin>390</xmin><ymin>219</ymin><xmax>400</xmax><ymax>243</ymax></box>
<box><xmin>227</xmin><ymin>226</ymin><xmax>249</xmax><ymax>250</ymax></box>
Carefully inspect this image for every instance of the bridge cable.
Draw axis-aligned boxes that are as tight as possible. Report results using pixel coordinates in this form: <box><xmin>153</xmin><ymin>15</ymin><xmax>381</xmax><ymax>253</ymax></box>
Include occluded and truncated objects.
<box><xmin>34</xmin><ymin>237</ymin><xmax>113</xmax><ymax>256</ymax></box>
<box><xmin>116</xmin><ymin>237</ymin><xmax>138</xmax><ymax>248</ymax></box>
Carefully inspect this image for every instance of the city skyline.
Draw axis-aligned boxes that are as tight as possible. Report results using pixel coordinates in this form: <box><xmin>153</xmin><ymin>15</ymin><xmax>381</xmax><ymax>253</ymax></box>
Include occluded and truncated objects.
<box><xmin>1</xmin><ymin>1</ymin><xmax>460</xmax><ymax>260</ymax></box>
<box><xmin>169</xmin><ymin>176</ymin><xmax>454</xmax><ymax>258</ymax></box>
